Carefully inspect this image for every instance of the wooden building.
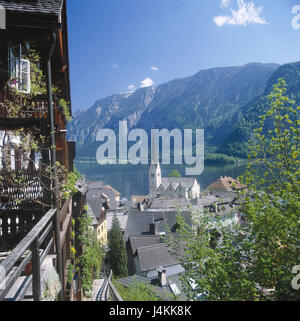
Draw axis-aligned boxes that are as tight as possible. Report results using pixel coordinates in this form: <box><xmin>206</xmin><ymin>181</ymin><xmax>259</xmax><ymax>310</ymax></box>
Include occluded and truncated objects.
<box><xmin>0</xmin><ymin>0</ymin><xmax>86</xmax><ymax>301</ymax></box>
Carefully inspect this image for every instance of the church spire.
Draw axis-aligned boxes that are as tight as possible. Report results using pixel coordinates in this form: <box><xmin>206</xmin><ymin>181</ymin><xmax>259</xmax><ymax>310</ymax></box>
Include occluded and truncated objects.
<box><xmin>151</xmin><ymin>130</ymin><xmax>159</xmax><ymax>165</ymax></box>
<box><xmin>149</xmin><ymin>129</ymin><xmax>161</xmax><ymax>197</ymax></box>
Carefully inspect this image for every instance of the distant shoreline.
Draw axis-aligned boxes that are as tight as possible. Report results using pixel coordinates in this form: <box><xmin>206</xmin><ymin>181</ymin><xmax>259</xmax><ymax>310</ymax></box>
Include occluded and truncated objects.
<box><xmin>74</xmin><ymin>153</ymin><xmax>247</xmax><ymax>166</ymax></box>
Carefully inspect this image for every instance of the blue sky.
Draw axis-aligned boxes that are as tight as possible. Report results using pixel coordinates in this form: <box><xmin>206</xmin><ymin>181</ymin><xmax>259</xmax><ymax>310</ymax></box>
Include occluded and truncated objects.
<box><xmin>68</xmin><ymin>0</ymin><xmax>300</xmax><ymax>111</ymax></box>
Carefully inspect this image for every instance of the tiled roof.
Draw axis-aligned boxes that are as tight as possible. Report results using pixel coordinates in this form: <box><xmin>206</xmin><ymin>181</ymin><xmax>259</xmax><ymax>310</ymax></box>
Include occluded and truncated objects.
<box><xmin>105</xmin><ymin>185</ymin><xmax>121</xmax><ymax>196</ymax></box>
<box><xmin>87</xmin><ymin>188</ymin><xmax>118</xmax><ymax>217</ymax></box>
<box><xmin>116</xmin><ymin>275</ymin><xmax>151</xmax><ymax>288</ymax></box>
<box><xmin>195</xmin><ymin>192</ymin><xmax>236</xmax><ymax>207</ymax></box>
<box><xmin>106</xmin><ymin>212</ymin><xmax>128</xmax><ymax>231</ymax></box>
<box><xmin>129</xmin><ymin>235</ymin><xmax>161</xmax><ymax>255</ymax></box>
<box><xmin>137</xmin><ymin>243</ymin><xmax>179</xmax><ymax>272</ymax></box>
<box><xmin>124</xmin><ymin>210</ymin><xmax>192</xmax><ymax>240</ymax></box>
<box><xmin>88</xmin><ymin>181</ymin><xmax>121</xmax><ymax>197</ymax></box>
<box><xmin>204</xmin><ymin>176</ymin><xmax>247</xmax><ymax>192</ymax></box>
<box><xmin>88</xmin><ymin>181</ymin><xmax>104</xmax><ymax>190</ymax></box>
<box><xmin>0</xmin><ymin>0</ymin><xmax>63</xmax><ymax>15</ymax></box>
<box><xmin>116</xmin><ymin>274</ymin><xmax>186</xmax><ymax>300</ymax></box>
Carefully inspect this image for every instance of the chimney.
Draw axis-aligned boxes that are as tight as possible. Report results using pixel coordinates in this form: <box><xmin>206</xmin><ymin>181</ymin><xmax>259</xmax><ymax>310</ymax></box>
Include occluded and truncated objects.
<box><xmin>101</xmin><ymin>192</ymin><xmax>109</xmax><ymax>201</ymax></box>
<box><xmin>157</xmin><ymin>266</ymin><xmax>167</xmax><ymax>287</ymax></box>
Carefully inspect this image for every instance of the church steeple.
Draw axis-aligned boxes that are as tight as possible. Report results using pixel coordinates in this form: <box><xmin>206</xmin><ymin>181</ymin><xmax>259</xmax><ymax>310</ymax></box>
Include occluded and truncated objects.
<box><xmin>149</xmin><ymin>131</ymin><xmax>161</xmax><ymax>197</ymax></box>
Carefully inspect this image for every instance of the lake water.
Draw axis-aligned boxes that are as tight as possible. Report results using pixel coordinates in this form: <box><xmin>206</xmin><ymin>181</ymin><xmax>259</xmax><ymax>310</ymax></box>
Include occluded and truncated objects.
<box><xmin>75</xmin><ymin>161</ymin><xmax>248</xmax><ymax>199</ymax></box>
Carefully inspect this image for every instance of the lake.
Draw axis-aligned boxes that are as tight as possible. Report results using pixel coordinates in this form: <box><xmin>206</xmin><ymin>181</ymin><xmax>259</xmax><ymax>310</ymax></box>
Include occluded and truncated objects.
<box><xmin>75</xmin><ymin>160</ymin><xmax>248</xmax><ymax>199</ymax></box>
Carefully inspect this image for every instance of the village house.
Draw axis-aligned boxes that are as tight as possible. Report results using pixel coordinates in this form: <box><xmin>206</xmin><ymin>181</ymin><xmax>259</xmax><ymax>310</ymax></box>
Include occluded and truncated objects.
<box><xmin>204</xmin><ymin>176</ymin><xmax>247</xmax><ymax>193</ymax></box>
<box><xmin>0</xmin><ymin>0</ymin><xmax>87</xmax><ymax>301</ymax></box>
<box><xmin>87</xmin><ymin>181</ymin><xmax>127</xmax><ymax>245</ymax></box>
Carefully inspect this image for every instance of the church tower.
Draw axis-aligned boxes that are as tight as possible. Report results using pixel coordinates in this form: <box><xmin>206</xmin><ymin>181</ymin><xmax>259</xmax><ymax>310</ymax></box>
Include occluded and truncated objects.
<box><xmin>149</xmin><ymin>132</ymin><xmax>161</xmax><ymax>198</ymax></box>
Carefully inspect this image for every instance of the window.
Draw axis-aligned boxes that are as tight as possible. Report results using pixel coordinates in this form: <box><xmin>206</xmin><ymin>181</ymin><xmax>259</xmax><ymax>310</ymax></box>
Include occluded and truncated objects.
<box><xmin>8</xmin><ymin>44</ymin><xmax>31</xmax><ymax>94</ymax></box>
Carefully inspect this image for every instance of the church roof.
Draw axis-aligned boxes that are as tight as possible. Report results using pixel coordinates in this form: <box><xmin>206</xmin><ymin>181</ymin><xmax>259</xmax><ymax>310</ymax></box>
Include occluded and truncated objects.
<box><xmin>160</xmin><ymin>177</ymin><xmax>197</xmax><ymax>190</ymax></box>
<box><xmin>150</xmin><ymin>197</ymin><xmax>195</xmax><ymax>210</ymax></box>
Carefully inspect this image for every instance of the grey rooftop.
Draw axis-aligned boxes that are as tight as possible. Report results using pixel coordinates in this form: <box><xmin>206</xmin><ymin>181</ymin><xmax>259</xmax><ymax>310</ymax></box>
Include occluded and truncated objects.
<box><xmin>129</xmin><ymin>235</ymin><xmax>161</xmax><ymax>255</ymax></box>
<box><xmin>137</xmin><ymin>243</ymin><xmax>179</xmax><ymax>272</ymax></box>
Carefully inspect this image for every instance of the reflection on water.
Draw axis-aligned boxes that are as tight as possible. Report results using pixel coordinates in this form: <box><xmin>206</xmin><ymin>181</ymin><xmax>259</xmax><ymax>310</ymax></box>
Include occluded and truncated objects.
<box><xmin>75</xmin><ymin>161</ymin><xmax>248</xmax><ymax>199</ymax></box>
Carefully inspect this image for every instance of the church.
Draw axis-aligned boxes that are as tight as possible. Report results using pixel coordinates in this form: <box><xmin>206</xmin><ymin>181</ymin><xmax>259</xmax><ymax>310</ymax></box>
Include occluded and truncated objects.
<box><xmin>149</xmin><ymin>154</ymin><xmax>200</xmax><ymax>201</ymax></box>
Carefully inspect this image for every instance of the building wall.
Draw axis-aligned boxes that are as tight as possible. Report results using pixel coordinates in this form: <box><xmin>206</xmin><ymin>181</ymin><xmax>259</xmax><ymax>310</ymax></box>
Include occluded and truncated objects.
<box><xmin>96</xmin><ymin>220</ymin><xmax>107</xmax><ymax>246</ymax></box>
<box><xmin>190</xmin><ymin>181</ymin><xmax>200</xmax><ymax>199</ymax></box>
<box><xmin>134</xmin><ymin>256</ymin><xmax>143</xmax><ymax>276</ymax></box>
<box><xmin>176</xmin><ymin>186</ymin><xmax>188</xmax><ymax>199</ymax></box>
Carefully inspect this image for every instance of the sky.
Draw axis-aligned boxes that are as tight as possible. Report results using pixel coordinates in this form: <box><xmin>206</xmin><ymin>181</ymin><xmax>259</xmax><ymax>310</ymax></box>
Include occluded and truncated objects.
<box><xmin>67</xmin><ymin>0</ymin><xmax>300</xmax><ymax>112</ymax></box>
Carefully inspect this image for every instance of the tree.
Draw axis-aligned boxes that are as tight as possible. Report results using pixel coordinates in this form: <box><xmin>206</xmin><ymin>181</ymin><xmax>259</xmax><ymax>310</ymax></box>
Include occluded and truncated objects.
<box><xmin>108</xmin><ymin>215</ymin><xmax>128</xmax><ymax>278</ymax></box>
<box><xmin>168</xmin><ymin>169</ymin><xmax>181</xmax><ymax>178</ymax></box>
<box><xmin>78</xmin><ymin>215</ymin><xmax>102</xmax><ymax>294</ymax></box>
<box><xmin>241</xmin><ymin>78</ymin><xmax>300</xmax><ymax>300</ymax></box>
<box><xmin>167</xmin><ymin>79</ymin><xmax>300</xmax><ymax>301</ymax></box>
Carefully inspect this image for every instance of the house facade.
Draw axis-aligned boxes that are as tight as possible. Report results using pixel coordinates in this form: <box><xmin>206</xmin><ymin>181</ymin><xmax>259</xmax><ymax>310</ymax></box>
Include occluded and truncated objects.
<box><xmin>0</xmin><ymin>0</ymin><xmax>87</xmax><ymax>301</ymax></box>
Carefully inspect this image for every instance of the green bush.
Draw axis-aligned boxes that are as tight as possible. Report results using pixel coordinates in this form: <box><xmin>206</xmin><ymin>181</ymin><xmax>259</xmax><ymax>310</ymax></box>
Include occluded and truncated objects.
<box><xmin>113</xmin><ymin>279</ymin><xmax>161</xmax><ymax>301</ymax></box>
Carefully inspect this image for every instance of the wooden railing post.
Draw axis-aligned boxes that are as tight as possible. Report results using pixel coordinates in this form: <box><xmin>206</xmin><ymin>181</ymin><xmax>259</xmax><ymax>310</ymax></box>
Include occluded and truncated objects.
<box><xmin>31</xmin><ymin>237</ymin><xmax>41</xmax><ymax>301</ymax></box>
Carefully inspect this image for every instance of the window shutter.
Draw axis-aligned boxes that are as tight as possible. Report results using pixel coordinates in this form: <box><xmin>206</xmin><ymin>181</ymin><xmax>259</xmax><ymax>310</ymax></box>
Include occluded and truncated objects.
<box><xmin>19</xmin><ymin>59</ymin><xmax>30</xmax><ymax>94</ymax></box>
<box><xmin>8</xmin><ymin>44</ymin><xmax>31</xmax><ymax>94</ymax></box>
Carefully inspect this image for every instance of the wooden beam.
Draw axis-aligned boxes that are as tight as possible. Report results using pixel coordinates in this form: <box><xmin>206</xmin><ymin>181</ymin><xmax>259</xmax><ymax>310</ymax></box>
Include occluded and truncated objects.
<box><xmin>60</xmin><ymin>212</ymin><xmax>72</xmax><ymax>249</ymax></box>
<box><xmin>31</xmin><ymin>237</ymin><xmax>41</xmax><ymax>301</ymax></box>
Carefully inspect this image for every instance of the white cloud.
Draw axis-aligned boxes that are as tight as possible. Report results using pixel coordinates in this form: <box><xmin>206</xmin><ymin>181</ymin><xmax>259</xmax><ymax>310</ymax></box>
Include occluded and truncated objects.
<box><xmin>214</xmin><ymin>0</ymin><xmax>267</xmax><ymax>27</ymax></box>
<box><xmin>112</xmin><ymin>64</ymin><xmax>119</xmax><ymax>69</ymax></box>
<box><xmin>221</xmin><ymin>0</ymin><xmax>230</xmax><ymax>8</ymax></box>
<box><xmin>214</xmin><ymin>15</ymin><xmax>230</xmax><ymax>27</ymax></box>
<box><xmin>128</xmin><ymin>84</ymin><xmax>136</xmax><ymax>92</ymax></box>
<box><xmin>150</xmin><ymin>66</ymin><xmax>159</xmax><ymax>71</ymax></box>
<box><xmin>141</xmin><ymin>78</ymin><xmax>154</xmax><ymax>88</ymax></box>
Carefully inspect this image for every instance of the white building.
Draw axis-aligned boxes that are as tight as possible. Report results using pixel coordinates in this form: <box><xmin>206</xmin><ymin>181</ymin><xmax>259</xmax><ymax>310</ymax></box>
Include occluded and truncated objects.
<box><xmin>148</xmin><ymin>141</ymin><xmax>200</xmax><ymax>200</ymax></box>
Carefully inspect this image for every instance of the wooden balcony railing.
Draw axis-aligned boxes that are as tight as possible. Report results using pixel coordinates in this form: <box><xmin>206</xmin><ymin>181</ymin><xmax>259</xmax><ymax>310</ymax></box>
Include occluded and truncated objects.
<box><xmin>0</xmin><ymin>195</ymin><xmax>75</xmax><ymax>300</ymax></box>
<box><xmin>0</xmin><ymin>209</ymin><xmax>45</xmax><ymax>252</ymax></box>
<box><xmin>0</xmin><ymin>208</ymin><xmax>57</xmax><ymax>301</ymax></box>
<box><xmin>0</xmin><ymin>93</ymin><xmax>51</xmax><ymax>119</ymax></box>
<box><xmin>0</xmin><ymin>169</ymin><xmax>48</xmax><ymax>210</ymax></box>
<box><xmin>0</xmin><ymin>93</ymin><xmax>66</xmax><ymax>126</ymax></box>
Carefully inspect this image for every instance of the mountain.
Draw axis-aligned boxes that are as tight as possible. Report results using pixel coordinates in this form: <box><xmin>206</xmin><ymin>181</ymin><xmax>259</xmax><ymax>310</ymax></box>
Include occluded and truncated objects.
<box><xmin>67</xmin><ymin>62</ymin><xmax>282</xmax><ymax>158</ymax></box>
<box><xmin>218</xmin><ymin>61</ymin><xmax>300</xmax><ymax>157</ymax></box>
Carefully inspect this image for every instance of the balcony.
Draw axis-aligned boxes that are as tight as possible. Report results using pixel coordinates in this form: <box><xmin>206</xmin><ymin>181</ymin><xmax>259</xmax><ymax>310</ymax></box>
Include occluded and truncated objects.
<box><xmin>0</xmin><ymin>168</ymin><xmax>49</xmax><ymax>211</ymax></box>
<box><xmin>0</xmin><ymin>93</ymin><xmax>67</xmax><ymax>130</ymax></box>
<box><xmin>0</xmin><ymin>200</ymin><xmax>73</xmax><ymax>301</ymax></box>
